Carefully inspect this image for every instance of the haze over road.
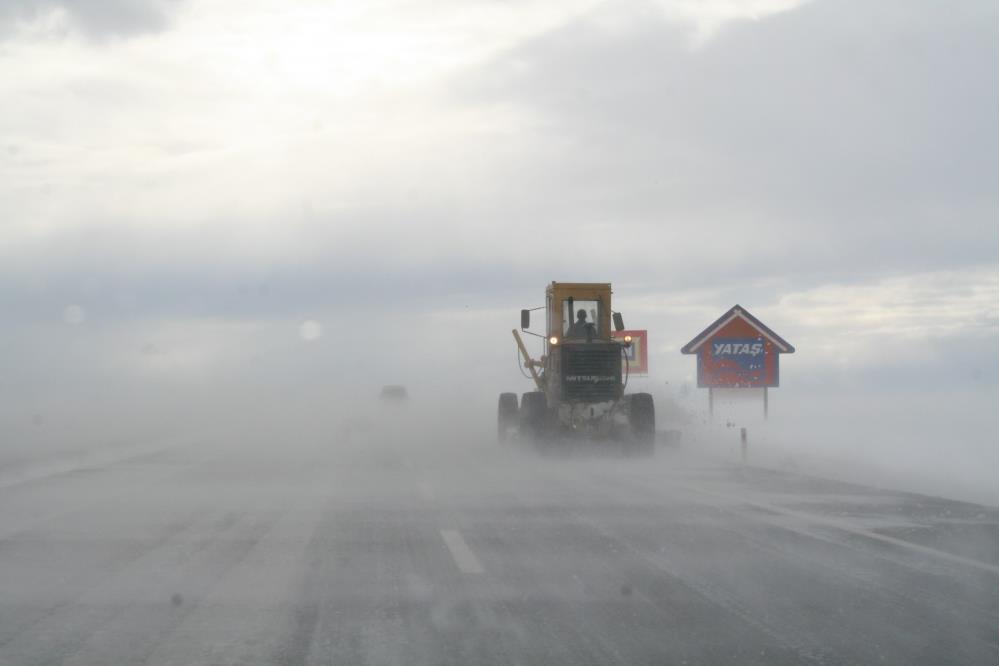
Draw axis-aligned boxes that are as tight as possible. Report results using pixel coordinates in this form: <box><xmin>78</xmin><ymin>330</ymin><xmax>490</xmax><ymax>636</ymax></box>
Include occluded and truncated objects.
<box><xmin>2</xmin><ymin>1</ymin><xmax>997</xmax><ymax>663</ymax></box>
<box><xmin>2</xmin><ymin>418</ymin><xmax>998</xmax><ymax>665</ymax></box>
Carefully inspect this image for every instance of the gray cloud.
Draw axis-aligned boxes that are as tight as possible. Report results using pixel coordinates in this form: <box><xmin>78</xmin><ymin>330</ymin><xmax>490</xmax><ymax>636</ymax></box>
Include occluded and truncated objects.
<box><xmin>1</xmin><ymin>0</ymin><xmax>996</xmax><ymax>333</ymax></box>
<box><xmin>0</xmin><ymin>0</ymin><xmax>183</xmax><ymax>38</ymax></box>
<box><xmin>450</xmin><ymin>0</ymin><xmax>999</xmax><ymax>281</ymax></box>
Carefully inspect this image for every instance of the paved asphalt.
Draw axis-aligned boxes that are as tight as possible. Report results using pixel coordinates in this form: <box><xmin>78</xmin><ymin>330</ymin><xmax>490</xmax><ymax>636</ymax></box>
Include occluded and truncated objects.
<box><xmin>1</xmin><ymin>421</ymin><xmax>999</xmax><ymax>666</ymax></box>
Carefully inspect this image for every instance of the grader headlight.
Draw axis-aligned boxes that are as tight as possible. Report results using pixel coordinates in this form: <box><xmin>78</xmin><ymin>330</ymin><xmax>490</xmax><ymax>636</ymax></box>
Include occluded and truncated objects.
<box><xmin>549</xmin><ymin>336</ymin><xmax>559</xmax><ymax>345</ymax></box>
<box><xmin>624</xmin><ymin>335</ymin><xmax>633</xmax><ymax>344</ymax></box>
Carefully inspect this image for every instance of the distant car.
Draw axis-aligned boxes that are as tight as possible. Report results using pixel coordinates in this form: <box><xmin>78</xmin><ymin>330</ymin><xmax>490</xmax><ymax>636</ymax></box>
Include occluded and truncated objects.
<box><xmin>379</xmin><ymin>385</ymin><xmax>409</xmax><ymax>401</ymax></box>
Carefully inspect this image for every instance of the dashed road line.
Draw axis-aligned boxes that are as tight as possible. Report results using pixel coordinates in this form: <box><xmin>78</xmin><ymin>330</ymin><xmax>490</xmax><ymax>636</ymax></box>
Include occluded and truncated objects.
<box><xmin>440</xmin><ymin>529</ymin><xmax>484</xmax><ymax>574</ymax></box>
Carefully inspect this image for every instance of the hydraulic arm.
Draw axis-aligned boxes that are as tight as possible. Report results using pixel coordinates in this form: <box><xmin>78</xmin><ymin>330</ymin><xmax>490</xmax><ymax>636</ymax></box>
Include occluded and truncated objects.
<box><xmin>511</xmin><ymin>329</ymin><xmax>544</xmax><ymax>392</ymax></box>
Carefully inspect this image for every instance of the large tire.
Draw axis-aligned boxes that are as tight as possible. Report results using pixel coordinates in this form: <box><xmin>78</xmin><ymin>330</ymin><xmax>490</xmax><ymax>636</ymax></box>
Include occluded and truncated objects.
<box><xmin>497</xmin><ymin>393</ymin><xmax>518</xmax><ymax>442</ymax></box>
<box><xmin>629</xmin><ymin>393</ymin><xmax>655</xmax><ymax>456</ymax></box>
<box><xmin>520</xmin><ymin>391</ymin><xmax>548</xmax><ymax>441</ymax></box>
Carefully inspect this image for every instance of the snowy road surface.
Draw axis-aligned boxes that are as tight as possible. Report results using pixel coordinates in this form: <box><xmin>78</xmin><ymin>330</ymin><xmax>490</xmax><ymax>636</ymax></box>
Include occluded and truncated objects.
<box><xmin>2</xmin><ymin>428</ymin><xmax>998</xmax><ymax>665</ymax></box>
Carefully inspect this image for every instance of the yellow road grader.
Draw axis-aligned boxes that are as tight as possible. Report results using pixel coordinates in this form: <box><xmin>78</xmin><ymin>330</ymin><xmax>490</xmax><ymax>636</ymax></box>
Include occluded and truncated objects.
<box><xmin>499</xmin><ymin>282</ymin><xmax>655</xmax><ymax>455</ymax></box>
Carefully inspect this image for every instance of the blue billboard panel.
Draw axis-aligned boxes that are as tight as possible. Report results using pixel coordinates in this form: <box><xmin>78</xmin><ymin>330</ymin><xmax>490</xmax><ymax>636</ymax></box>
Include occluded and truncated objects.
<box><xmin>711</xmin><ymin>337</ymin><xmax>765</xmax><ymax>371</ymax></box>
<box><xmin>698</xmin><ymin>336</ymin><xmax>776</xmax><ymax>387</ymax></box>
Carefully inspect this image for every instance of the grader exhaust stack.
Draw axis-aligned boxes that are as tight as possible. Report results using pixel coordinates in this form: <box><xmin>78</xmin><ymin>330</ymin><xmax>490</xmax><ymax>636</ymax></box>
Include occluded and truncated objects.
<box><xmin>498</xmin><ymin>282</ymin><xmax>655</xmax><ymax>454</ymax></box>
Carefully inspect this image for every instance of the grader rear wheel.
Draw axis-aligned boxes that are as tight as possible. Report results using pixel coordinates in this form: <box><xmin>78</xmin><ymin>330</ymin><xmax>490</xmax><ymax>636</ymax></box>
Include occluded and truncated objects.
<box><xmin>497</xmin><ymin>393</ymin><xmax>518</xmax><ymax>442</ymax></box>
<box><xmin>629</xmin><ymin>393</ymin><xmax>655</xmax><ymax>456</ymax></box>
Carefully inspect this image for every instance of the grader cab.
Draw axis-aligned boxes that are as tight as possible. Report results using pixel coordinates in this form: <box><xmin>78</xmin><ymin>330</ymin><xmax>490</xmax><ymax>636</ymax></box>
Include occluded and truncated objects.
<box><xmin>499</xmin><ymin>282</ymin><xmax>655</xmax><ymax>454</ymax></box>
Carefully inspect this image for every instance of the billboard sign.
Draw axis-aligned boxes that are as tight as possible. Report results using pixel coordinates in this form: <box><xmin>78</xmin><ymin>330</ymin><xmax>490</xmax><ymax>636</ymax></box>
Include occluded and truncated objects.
<box><xmin>681</xmin><ymin>306</ymin><xmax>793</xmax><ymax>389</ymax></box>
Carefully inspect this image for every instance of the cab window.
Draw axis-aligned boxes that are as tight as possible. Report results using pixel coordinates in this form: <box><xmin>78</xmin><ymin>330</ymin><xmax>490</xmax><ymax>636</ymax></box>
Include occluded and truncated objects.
<box><xmin>563</xmin><ymin>299</ymin><xmax>600</xmax><ymax>337</ymax></box>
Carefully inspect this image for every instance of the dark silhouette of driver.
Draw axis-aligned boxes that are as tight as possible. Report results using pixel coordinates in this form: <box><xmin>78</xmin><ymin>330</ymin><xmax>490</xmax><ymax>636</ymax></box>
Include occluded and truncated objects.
<box><xmin>567</xmin><ymin>309</ymin><xmax>592</xmax><ymax>338</ymax></box>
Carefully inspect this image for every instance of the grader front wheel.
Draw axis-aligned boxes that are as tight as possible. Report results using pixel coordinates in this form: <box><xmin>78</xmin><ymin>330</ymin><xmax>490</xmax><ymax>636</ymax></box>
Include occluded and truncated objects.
<box><xmin>629</xmin><ymin>393</ymin><xmax>656</xmax><ymax>456</ymax></box>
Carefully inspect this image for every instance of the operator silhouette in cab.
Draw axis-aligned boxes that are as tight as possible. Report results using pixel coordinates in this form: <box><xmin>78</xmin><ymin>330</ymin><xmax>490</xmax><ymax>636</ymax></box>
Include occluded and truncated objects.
<box><xmin>567</xmin><ymin>309</ymin><xmax>595</xmax><ymax>339</ymax></box>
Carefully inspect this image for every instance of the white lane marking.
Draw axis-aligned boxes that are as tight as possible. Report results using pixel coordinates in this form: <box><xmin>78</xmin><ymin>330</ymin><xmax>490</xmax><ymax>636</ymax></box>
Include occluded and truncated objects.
<box><xmin>679</xmin><ymin>484</ymin><xmax>999</xmax><ymax>577</ymax></box>
<box><xmin>440</xmin><ymin>529</ymin><xmax>484</xmax><ymax>574</ymax></box>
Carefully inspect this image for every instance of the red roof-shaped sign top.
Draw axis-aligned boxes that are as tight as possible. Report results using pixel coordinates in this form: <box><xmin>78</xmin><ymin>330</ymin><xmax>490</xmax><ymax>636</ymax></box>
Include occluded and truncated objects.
<box><xmin>681</xmin><ymin>305</ymin><xmax>795</xmax><ymax>355</ymax></box>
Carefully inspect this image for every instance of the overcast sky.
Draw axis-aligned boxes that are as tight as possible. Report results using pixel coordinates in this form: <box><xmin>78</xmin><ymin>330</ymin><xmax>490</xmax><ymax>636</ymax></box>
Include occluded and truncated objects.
<box><xmin>1</xmin><ymin>0</ymin><xmax>997</xmax><ymax>456</ymax></box>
